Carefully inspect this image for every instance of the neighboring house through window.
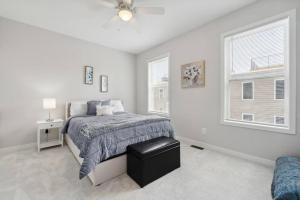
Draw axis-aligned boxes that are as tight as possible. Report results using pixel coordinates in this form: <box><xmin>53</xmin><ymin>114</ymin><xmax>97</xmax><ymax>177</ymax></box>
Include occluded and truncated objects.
<box><xmin>275</xmin><ymin>79</ymin><xmax>285</xmax><ymax>100</ymax></box>
<box><xmin>274</xmin><ymin>116</ymin><xmax>285</xmax><ymax>125</ymax></box>
<box><xmin>148</xmin><ymin>56</ymin><xmax>169</xmax><ymax>114</ymax></box>
<box><xmin>221</xmin><ymin>11</ymin><xmax>296</xmax><ymax>134</ymax></box>
<box><xmin>242</xmin><ymin>81</ymin><xmax>253</xmax><ymax>100</ymax></box>
<box><xmin>159</xmin><ymin>88</ymin><xmax>164</xmax><ymax>99</ymax></box>
<box><xmin>242</xmin><ymin>113</ymin><xmax>254</xmax><ymax>121</ymax></box>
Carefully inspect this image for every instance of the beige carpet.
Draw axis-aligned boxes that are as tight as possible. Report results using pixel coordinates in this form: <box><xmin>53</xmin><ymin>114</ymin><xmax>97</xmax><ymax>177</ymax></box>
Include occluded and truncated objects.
<box><xmin>0</xmin><ymin>143</ymin><xmax>273</xmax><ymax>200</ymax></box>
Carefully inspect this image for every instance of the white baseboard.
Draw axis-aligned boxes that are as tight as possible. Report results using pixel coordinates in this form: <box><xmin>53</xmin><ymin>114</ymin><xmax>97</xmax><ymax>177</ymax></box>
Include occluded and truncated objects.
<box><xmin>176</xmin><ymin>136</ymin><xmax>275</xmax><ymax>167</ymax></box>
<box><xmin>0</xmin><ymin>143</ymin><xmax>36</xmax><ymax>154</ymax></box>
<box><xmin>0</xmin><ymin>137</ymin><xmax>275</xmax><ymax>167</ymax></box>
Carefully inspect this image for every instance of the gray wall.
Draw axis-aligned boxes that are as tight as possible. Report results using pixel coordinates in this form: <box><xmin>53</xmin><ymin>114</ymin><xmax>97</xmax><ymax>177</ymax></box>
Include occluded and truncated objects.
<box><xmin>0</xmin><ymin>17</ymin><xmax>136</xmax><ymax>148</ymax></box>
<box><xmin>136</xmin><ymin>0</ymin><xmax>300</xmax><ymax>160</ymax></box>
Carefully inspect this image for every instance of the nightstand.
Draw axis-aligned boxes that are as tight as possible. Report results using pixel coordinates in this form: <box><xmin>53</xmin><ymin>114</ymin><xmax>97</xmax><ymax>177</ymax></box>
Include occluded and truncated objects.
<box><xmin>36</xmin><ymin>119</ymin><xmax>64</xmax><ymax>152</ymax></box>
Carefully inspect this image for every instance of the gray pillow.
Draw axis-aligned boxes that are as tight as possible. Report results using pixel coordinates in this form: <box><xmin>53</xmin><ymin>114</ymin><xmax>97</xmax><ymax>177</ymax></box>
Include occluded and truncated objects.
<box><xmin>87</xmin><ymin>100</ymin><xmax>111</xmax><ymax>115</ymax></box>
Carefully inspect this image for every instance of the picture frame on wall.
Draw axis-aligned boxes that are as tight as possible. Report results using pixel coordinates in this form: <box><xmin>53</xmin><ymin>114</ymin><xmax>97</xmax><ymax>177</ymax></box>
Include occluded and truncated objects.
<box><xmin>100</xmin><ymin>75</ymin><xmax>108</xmax><ymax>93</ymax></box>
<box><xmin>181</xmin><ymin>60</ymin><xmax>205</xmax><ymax>88</ymax></box>
<box><xmin>85</xmin><ymin>66</ymin><xmax>93</xmax><ymax>85</ymax></box>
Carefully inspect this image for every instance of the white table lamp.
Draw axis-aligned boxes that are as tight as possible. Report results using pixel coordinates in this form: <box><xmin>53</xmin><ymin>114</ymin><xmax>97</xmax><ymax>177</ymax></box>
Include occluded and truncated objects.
<box><xmin>43</xmin><ymin>98</ymin><xmax>56</xmax><ymax>121</ymax></box>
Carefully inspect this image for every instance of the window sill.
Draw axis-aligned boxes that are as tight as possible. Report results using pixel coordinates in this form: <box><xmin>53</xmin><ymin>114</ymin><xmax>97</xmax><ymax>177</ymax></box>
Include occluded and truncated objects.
<box><xmin>221</xmin><ymin>119</ymin><xmax>295</xmax><ymax>135</ymax></box>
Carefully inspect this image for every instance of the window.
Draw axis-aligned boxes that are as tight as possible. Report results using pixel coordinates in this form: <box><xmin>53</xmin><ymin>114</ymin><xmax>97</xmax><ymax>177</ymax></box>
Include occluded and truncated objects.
<box><xmin>222</xmin><ymin>12</ymin><xmax>296</xmax><ymax>134</ymax></box>
<box><xmin>274</xmin><ymin>116</ymin><xmax>285</xmax><ymax>125</ymax></box>
<box><xmin>242</xmin><ymin>113</ymin><xmax>254</xmax><ymax>121</ymax></box>
<box><xmin>148</xmin><ymin>56</ymin><xmax>169</xmax><ymax>114</ymax></box>
<box><xmin>242</xmin><ymin>82</ymin><xmax>253</xmax><ymax>100</ymax></box>
<box><xmin>275</xmin><ymin>79</ymin><xmax>285</xmax><ymax>99</ymax></box>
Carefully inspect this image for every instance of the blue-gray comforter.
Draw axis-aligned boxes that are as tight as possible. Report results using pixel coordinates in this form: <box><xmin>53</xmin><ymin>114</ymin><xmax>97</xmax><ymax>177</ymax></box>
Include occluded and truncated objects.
<box><xmin>62</xmin><ymin>113</ymin><xmax>174</xmax><ymax>179</ymax></box>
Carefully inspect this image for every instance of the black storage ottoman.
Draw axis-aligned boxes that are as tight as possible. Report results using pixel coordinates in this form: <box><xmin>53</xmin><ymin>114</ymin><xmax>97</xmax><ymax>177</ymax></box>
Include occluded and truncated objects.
<box><xmin>127</xmin><ymin>136</ymin><xmax>180</xmax><ymax>187</ymax></box>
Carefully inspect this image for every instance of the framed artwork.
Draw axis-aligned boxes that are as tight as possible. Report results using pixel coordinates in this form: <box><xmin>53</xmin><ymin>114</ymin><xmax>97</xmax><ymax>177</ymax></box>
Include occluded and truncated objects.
<box><xmin>181</xmin><ymin>60</ymin><xmax>205</xmax><ymax>88</ymax></box>
<box><xmin>100</xmin><ymin>75</ymin><xmax>108</xmax><ymax>93</ymax></box>
<box><xmin>85</xmin><ymin>66</ymin><xmax>93</xmax><ymax>85</ymax></box>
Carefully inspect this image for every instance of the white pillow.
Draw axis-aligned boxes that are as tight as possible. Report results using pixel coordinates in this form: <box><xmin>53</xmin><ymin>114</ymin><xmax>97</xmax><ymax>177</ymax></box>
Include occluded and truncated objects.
<box><xmin>110</xmin><ymin>100</ymin><xmax>125</xmax><ymax>113</ymax></box>
<box><xmin>70</xmin><ymin>101</ymin><xmax>87</xmax><ymax>116</ymax></box>
<box><xmin>96</xmin><ymin>105</ymin><xmax>113</xmax><ymax>116</ymax></box>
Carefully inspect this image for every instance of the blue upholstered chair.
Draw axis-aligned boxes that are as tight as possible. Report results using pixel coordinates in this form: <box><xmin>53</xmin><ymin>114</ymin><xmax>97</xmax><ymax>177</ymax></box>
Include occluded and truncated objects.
<box><xmin>272</xmin><ymin>156</ymin><xmax>300</xmax><ymax>200</ymax></box>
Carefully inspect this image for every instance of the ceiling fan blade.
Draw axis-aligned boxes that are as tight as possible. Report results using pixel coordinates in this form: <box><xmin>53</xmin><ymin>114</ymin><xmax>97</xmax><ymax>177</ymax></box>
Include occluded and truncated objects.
<box><xmin>102</xmin><ymin>15</ymin><xmax>120</xmax><ymax>29</ymax></box>
<box><xmin>123</xmin><ymin>0</ymin><xmax>133</xmax><ymax>6</ymax></box>
<box><xmin>98</xmin><ymin>0</ymin><xmax>118</xmax><ymax>8</ymax></box>
<box><xmin>134</xmin><ymin>7</ymin><xmax>165</xmax><ymax>15</ymax></box>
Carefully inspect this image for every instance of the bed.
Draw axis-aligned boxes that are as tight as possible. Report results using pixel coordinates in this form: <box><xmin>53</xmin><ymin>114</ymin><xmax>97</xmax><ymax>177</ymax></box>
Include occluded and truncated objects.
<box><xmin>63</xmin><ymin>100</ymin><xmax>174</xmax><ymax>186</ymax></box>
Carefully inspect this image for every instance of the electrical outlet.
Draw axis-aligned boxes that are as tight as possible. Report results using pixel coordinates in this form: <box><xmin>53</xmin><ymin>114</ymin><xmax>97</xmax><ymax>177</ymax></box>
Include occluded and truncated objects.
<box><xmin>201</xmin><ymin>128</ymin><xmax>207</xmax><ymax>135</ymax></box>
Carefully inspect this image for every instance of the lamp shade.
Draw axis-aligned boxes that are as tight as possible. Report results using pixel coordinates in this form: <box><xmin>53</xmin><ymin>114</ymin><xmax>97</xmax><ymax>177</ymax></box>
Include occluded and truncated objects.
<box><xmin>43</xmin><ymin>98</ymin><xmax>56</xmax><ymax>109</ymax></box>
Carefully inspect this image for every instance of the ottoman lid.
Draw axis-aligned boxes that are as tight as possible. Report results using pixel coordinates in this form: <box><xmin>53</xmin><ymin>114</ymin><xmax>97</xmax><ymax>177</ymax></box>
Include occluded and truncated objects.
<box><xmin>127</xmin><ymin>137</ymin><xmax>180</xmax><ymax>159</ymax></box>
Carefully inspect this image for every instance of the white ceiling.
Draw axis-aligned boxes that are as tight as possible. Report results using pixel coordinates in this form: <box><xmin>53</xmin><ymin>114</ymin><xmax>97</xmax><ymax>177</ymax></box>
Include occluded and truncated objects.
<box><xmin>0</xmin><ymin>0</ymin><xmax>257</xmax><ymax>54</ymax></box>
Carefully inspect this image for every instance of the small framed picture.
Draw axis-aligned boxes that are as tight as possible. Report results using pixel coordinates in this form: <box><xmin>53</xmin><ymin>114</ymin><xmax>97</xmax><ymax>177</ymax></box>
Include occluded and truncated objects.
<box><xmin>181</xmin><ymin>60</ymin><xmax>205</xmax><ymax>88</ymax></box>
<box><xmin>100</xmin><ymin>75</ymin><xmax>108</xmax><ymax>93</ymax></box>
<box><xmin>85</xmin><ymin>66</ymin><xmax>93</xmax><ymax>85</ymax></box>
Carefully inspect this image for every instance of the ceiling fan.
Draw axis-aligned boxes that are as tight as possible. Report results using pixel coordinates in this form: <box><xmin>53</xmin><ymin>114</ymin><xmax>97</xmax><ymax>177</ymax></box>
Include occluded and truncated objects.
<box><xmin>98</xmin><ymin>0</ymin><xmax>165</xmax><ymax>26</ymax></box>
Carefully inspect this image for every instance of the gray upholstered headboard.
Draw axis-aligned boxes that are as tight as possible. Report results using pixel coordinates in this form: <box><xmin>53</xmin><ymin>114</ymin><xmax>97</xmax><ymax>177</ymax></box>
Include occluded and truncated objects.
<box><xmin>65</xmin><ymin>99</ymin><xmax>123</xmax><ymax>120</ymax></box>
<box><xmin>65</xmin><ymin>100</ymin><xmax>87</xmax><ymax>120</ymax></box>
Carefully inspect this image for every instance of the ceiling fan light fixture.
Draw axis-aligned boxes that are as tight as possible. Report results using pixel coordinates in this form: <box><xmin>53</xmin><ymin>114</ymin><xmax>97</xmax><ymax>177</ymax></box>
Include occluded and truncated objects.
<box><xmin>118</xmin><ymin>9</ymin><xmax>133</xmax><ymax>21</ymax></box>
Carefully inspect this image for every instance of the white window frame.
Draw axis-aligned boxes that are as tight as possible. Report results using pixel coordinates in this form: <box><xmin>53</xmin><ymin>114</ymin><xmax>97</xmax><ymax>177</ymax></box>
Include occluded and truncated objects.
<box><xmin>242</xmin><ymin>113</ymin><xmax>254</xmax><ymax>122</ymax></box>
<box><xmin>220</xmin><ymin>10</ymin><xmax>296</xmax><ymax>134</ymax></box>
<box><xmin>274</xmin><ymin>116</ymin><xmax>285</xmax><ymax>125</ymax></box>
<box><xmin>274</xmin><ymin>79</ymin><xmax>285</xmax><ymax>100</ymax></box>
<box><xmin>242</xmin><ymin>81</ymin><xmax>254</xmax><ymax>100</ymax></box>
<box><xmin>147</xmin><ymin>53</ymin><xmax>171</xmax><ymax>116</ymax></box>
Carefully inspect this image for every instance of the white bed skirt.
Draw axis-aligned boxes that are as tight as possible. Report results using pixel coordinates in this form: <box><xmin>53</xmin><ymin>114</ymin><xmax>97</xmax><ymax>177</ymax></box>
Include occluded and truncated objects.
<box><xmin>65</xmin><ymin>134</ymin><xmax>127</xmax><ymax>186</ymax></box>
